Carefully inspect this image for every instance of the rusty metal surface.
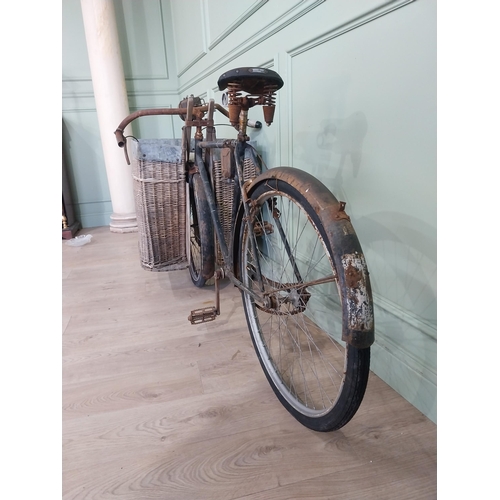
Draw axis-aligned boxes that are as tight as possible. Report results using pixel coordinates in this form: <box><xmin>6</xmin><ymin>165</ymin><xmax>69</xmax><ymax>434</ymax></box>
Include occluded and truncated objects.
<box><xmin>341</xmin><ymin>253</ymin><xmax>374</xmax><ymax>333</ymax></box>
<box><xmin>243</xmin><ymin>167</ymin><xmax>375</xmax><ymax>349</ymax></box>
<box><xmin>188</xmin><ymin>306</ymin><xmax>217</xmax><ymax>324</ymax></box>
<box><xmin>253</xmin><ymin>167</ymin><xmax>351</xmax><ymax>221</ymax></box>
<box><xmin>221</xmin><ymin>148</ymin><xmax>233</xmax><ymax>179</ymax></box>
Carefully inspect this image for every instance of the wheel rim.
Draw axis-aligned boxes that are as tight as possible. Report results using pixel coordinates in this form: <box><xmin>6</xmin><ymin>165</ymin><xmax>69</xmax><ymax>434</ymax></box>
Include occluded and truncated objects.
<box><xmin>241</xmin><ymin>191</ymin><xmax>348</xmax><ymax>418</ymax></box>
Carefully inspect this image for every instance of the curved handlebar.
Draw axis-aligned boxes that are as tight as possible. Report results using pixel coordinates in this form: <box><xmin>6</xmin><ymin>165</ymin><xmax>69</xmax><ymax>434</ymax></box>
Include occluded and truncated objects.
<box><xmin>115</xmin><ymin>104</ymin><xmax>262</xmax><ymax>148</ymax></box>
<box><xmin>114</xmin><ymin>101</ymin><xmax>262</xmax><ymax>167</ymax></box>
<box><xmin>114</xmin><ymin>105</ymin><xmax>208</xmax><ymax>147</ymax></box>
<box><xmin>114</xmin><ymin>103</ymin><xmax>261</xmax><ymax>148</ymax></box>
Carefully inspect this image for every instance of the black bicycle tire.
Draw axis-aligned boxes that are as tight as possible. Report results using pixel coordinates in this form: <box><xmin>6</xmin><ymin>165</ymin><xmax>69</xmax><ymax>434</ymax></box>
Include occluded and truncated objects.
<box><xmin>238</xmin><ymin>175</ymin><xmax>370</xmax><ymax>431</ymax></box>
<box><xmin>188</xmin><ymin>173</ymin><xmax>215</xmax><ymax>287</ymax></box>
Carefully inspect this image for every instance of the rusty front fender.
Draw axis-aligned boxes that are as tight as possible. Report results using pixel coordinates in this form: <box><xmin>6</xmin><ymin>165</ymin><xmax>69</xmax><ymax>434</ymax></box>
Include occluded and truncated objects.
<box><xmin>238</xmin><ymin>167</ymin><xmax>374</xmax><ymax>349</ymax></box>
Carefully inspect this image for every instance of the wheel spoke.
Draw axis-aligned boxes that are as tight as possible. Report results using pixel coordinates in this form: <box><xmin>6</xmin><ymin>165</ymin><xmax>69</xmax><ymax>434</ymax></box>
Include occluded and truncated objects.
<box><xmin>239</xmin><ymin>177</ymin><xmax>370</xmax><ymax>431</ymax></box>
<box><xmin>242</xmin><ymin>189</ymin><xmax>347</xmax><ymax>415</ymax></box>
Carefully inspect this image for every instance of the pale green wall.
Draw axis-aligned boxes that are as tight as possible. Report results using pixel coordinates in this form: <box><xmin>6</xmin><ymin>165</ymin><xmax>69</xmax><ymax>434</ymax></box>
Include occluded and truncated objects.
<box><xmin>62</xmin><ymin>0</ymin><xmax>436</xmax><ymax>422</ymax></box>
<box><xmin>62</xmin><ymin>0</ymin><xmax>181</xmax><ymax>227</ymax></box>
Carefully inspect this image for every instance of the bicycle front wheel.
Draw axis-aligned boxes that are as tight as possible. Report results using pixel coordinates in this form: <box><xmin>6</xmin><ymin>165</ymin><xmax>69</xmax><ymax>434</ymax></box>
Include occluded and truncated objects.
<box><xmin>238</xmin><ymin>174</ymin><xmax>370</xmax><ymax>431</ymax></box>
<box><xmin>188</xmin><ymin>173</ymin><xmax>215</xmax><ymax>287</ymax></box>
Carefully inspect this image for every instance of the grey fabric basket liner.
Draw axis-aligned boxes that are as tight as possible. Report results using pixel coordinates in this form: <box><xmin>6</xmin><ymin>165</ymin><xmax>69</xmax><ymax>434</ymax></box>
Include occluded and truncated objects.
<box><xmin>134</xmin><ymin>138</ymin><xmax>183</xmax><ymax>163</ymax></box>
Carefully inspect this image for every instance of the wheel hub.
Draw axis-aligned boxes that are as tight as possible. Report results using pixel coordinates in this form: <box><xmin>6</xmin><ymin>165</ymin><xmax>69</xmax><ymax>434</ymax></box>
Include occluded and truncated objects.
<box><xmin>259</xmin><ymin>284</ymin><xmax>311</xmax><ymax>315</ymax></box>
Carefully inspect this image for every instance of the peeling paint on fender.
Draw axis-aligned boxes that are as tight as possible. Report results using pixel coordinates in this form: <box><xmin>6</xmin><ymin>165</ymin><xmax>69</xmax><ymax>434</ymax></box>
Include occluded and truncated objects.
<box><xmin>341</xmin><ymin>253</ymin><xmax>374</xmax><ymax>332</ymax></box>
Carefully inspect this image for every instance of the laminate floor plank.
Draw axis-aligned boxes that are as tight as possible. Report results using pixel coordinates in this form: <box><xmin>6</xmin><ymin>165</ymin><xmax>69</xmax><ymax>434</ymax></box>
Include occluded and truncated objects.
<box><xmin>62</xmin><ymin>227</ymin><xmax>437</xmax><ymax>499</ymax></box>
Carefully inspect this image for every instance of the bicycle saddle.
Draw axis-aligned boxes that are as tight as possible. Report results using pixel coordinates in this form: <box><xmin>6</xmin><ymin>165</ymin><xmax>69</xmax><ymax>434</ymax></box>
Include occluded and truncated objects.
<box><xmin>217</xmin><ymin>67</ymin><xmax>284</xmax><ymax>95</ymax></box>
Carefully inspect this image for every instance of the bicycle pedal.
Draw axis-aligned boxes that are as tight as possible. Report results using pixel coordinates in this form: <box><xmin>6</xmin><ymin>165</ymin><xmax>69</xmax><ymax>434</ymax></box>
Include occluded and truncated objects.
<box><xmin>188</xmin><ymin>306</ymin><xmax>218</xmax><ymax>324</ymax></box>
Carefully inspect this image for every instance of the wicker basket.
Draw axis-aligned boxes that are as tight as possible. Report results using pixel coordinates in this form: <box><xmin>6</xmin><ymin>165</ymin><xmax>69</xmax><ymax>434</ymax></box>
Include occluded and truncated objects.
<box><xmin>131</xmin><ymin>139</ymin><xmax>188</xmax><ymax>271</ymax></box>
<box><xmin>212</xmin><ymin>146</ymin><xmax>260</xmax><ymax>266</ymax></box>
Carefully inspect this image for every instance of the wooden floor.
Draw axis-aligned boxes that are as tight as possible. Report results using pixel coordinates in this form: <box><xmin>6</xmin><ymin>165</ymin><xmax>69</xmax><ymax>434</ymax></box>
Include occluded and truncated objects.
<box><xmin>62</xmin><ymin>226</ymin><xmax>437</xmax><ymax>500</ymax></box>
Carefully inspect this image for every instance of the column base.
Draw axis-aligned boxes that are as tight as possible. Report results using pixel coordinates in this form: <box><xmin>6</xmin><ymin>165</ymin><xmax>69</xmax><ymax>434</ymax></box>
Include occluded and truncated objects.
<box><xmin>109</xmin><ymin>213</ymin><xmax>138</xmax><ymax>233</ymax></box>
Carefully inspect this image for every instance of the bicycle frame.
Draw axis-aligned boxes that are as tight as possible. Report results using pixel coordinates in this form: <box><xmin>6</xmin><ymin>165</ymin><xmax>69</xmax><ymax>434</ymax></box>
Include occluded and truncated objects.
<box><xmin>187</xmin><ymin>102</ymin><xmax>269</xmax><ymax>304</ymax></box>
<box><xmin>115</xmin><ymin>89</ymin><xmax>374</xmax><ymax>349</ymax></box>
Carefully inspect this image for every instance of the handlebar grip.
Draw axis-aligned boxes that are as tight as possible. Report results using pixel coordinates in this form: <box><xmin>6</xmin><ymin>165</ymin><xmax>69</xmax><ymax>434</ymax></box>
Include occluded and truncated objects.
<box><xmin>248</xmin><ymin>120</ymin><xmax>262</xmax><ymax>129</ymax></box>
<box><xmin>115</xmin><ymin>129</ymin><xmax>126</xmax><ymax>148</ymax></box>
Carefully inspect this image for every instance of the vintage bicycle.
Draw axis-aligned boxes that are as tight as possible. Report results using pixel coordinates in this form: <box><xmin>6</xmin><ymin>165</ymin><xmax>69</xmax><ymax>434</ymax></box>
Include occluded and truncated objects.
<box><xmin>115</xmin><ymin>67</ymin><xmax>374</xmax><ymax>432</ymax></box>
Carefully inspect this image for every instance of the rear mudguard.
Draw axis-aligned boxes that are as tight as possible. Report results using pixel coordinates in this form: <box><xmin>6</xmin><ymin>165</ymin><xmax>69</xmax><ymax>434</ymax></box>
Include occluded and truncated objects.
<box><xmin>233</xmin><ymin>167</ymin><xmax>374</xmax><ymax>349</ymax></box>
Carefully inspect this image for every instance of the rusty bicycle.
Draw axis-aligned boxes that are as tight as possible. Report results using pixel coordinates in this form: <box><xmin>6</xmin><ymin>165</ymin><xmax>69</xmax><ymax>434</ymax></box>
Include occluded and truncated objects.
<box><xmin>115</xmin><ymin>67</ymin><xmax>374</xmax><ymax>431</ymax></box>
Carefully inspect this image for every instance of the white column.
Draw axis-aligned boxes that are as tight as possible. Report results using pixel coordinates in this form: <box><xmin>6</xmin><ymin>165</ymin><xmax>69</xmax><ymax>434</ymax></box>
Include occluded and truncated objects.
<box><xmin>80</xmin><ymin>0</ymin><xmax>137</xmax><ymax>232</ymax></box>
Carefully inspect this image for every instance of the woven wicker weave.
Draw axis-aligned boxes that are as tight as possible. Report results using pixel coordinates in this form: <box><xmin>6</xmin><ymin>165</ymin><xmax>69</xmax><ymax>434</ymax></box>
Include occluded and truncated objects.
<box><xmin>131</xmin><ymin>139</ymin><xmax>188</xmax><ymax>271</ymax></box>
<box><xmin>212</xmin><ymin>147</ymin><xmax>260</xmax><ymax>265</ymax></box>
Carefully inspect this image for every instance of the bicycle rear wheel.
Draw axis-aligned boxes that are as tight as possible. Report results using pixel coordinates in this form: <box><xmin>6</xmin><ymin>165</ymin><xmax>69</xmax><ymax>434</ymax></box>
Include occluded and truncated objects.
<box><xmin>188</xmin><ymin>173</ymin><xmax>215</xmax><ymax>287</ymax></box>
<box><xmin>238</xmin><ymin>174</ymin><xmax>370</xmax><ymax>431</ymax></box>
